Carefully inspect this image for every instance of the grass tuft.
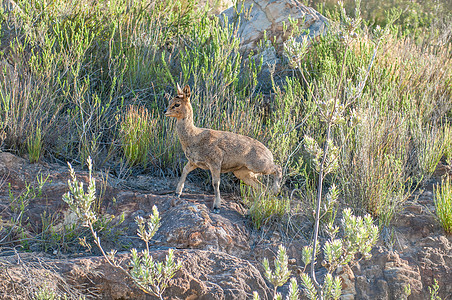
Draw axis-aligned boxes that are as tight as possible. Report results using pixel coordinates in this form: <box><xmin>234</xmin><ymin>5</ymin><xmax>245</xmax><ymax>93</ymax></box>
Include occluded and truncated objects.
<box><xmin>434</xmin><ymin>176</ymin><xmax>452</xmax><ymax>234</ymax></box>
<box><xmin>240</xmin><ymin>183</ymin><xmax>290</xmax><ymax>230</ymax></box>
<box><xmin>119</xmin><ymin>105</ymin><xmax>154</xmax><ymax>168</ymax></box>
<box><xmin>27</xmin><ymin>125</ymin><xmax>43</xmax><ymax>163</ymax></box>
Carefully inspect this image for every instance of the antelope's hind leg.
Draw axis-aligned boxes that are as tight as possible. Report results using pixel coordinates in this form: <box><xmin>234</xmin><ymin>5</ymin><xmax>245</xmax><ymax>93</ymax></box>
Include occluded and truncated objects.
<box><xmin>209</xmin><ymin>165</ymin><xmax>222</xmax><ymax>214</ymax></box>
<box><xmin>271</xmin><ymin>164</ymin><xmax>282</xmax><ymax>194</ymax></box>
<box><xmin>233</xmin><ymin>168</ymin><xmax>263</xmax><ymax>190</ymax></box>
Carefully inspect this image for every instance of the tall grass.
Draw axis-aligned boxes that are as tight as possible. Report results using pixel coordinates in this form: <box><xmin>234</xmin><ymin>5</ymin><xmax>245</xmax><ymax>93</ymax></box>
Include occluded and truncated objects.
<box><xmin>0</xmin><ymin>0</ymin><xmax>197</xmax><ymax>166</ymax></box>
<box><xmin>240</xmin><ymin>183</ymin><xmax>291</xmax><ymax>230</ymax></box>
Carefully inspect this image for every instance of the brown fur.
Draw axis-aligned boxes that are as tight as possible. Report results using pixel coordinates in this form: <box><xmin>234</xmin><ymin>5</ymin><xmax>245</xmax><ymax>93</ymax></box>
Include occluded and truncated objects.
<box><xmin>164</xmin><ymin>84</ymin><xmax>282</xmax><ymax>212</ymax></box>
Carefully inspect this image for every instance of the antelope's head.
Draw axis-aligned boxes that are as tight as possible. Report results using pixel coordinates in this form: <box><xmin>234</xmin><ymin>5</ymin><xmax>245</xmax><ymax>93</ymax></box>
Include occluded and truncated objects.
<box><xmin>164</xmin><ymin>84</ymin><xmax>191</xmax><ymax>120</ymax></box>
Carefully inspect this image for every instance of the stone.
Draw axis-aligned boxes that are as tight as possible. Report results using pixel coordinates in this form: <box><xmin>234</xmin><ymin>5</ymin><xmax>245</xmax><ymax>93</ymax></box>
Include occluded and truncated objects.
<box><xmin>220</xmin><ymin>0</ymin><xmax>327</xmax><ymax>53</ymax></box>
<box><xmin>157</xmin><ymin>201</ymin><xmax>251</xmax><ymax>257</ymax></box>
<box><xmin>337</xmin><ymin>264</ymin><xmax>356</xmax><ymax>299</ymax></box>
<box><xmin>0</xmin><ymin>250</ymin><xmax>270</xmax><ymax>300</ymax></box>
<box><xmin>220</xmin><ymin>0</ymin><xmax>328</xmax><ymax>57</ymax></box>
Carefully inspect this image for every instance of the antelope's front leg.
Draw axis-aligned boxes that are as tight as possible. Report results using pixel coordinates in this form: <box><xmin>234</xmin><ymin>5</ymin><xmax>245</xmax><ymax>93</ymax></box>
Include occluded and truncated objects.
<box><xmin>173</xmin><ymin>162</ymin><xmax>197</xmax><ymax>206</ymax></box>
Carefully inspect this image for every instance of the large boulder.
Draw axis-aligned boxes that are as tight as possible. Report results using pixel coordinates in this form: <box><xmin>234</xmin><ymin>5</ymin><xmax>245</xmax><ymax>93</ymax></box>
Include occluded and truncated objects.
<box><xmin>220</xmin><ymin>0</ymin><xmax>328</xmax><ymax>56</ymax></box>
<box><xmin>220</xmin><ymin>0</ymin><xmax>328</xmax><ymax>88</ymax></box>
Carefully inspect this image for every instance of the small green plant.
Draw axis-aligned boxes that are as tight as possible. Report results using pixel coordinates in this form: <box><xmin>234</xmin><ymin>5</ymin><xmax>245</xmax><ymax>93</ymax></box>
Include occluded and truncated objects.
<box><xmin>263</xmin><ymin>245</ymin><xmax>292</xmax><ymax>296</ymax></box>
<box><xmin>403</xmin><ymin>284</ymin><xmax>412</xmax><ymax>297</ymax></box>
<box><xmin>9</xmin><ymin>181</ymin><xmax>33</xmax><ymax>215</ymax></box>
<box><xmin>258</xmin><ymin>245</ymin><xmax>301</xmax><ymax>300</ymax></box>
<box><xmin>299</xmin><ymin>208</ymin><xmax>379</xmax><ymax>300</ymax></box>
<box><xmin>62</xmin><ymin>157</ymin><xmax>181</xmax><ymax>299</ymax></box>
<box><xmin>7</xmin><ymin>181</ymin><xmax>37</xmax><ymax>248</ymax></box>
<box><xmin>130</xmin><ymin>246</ymin><xmax>180</xmax><ymax>298</ymax></box>
<box><xmin>253</xmin><ymin>291</ymin><xmax>260</xmax><ymax>300</ymax></box>
<box><xmin>129</xmin><ymin>208</ymin><xmax>181</xmax><ymax>298</ymax></box>
<box><xmin>9</xmin><ymin>173</ymin><xmax>50</xmax><ymax>216</ymax></box>
<box><xmin>428</xmin><ymin>279</ymin><xmax>441</xmax><ymax>300</ymax></box>
<box><xmin>0</xmin><ymin>172</ymin><xmax>54</xmax><ymax>250</ymax></box>
<box><xmin>433</xmin><ymin>176</ymin><xmax>452</xmax><ymax>234</ymax></box>
<box><xmin>27</xmin><ymin>125</ymin><xmax>43</xmax><ymax>163</ymax></box>
<box><xmin>411</xmin><ymin>124</ymin><xmax>450</xmax><ymax>182</ymax></box>
<box><xmin>36</xmin><ymin>173</ymin><xmax>51</xmax><ymax>197</ymax></box>
<box><xmin>34</xmin><ymin>284</ymin><xmax>66</xmax><ymax>300</ymax></box>
<box><xmin>443</xmin><ymin>128</ymin><xmax>452</xmax><ymax>167</ymax></box>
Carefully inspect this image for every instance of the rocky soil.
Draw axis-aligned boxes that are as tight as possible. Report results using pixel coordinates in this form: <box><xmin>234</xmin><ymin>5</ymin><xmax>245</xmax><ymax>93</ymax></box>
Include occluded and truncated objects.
<box><xmin>0</xmin><ymin>151</ymin><xmax>451</xmax><ymax>299</ymax></box>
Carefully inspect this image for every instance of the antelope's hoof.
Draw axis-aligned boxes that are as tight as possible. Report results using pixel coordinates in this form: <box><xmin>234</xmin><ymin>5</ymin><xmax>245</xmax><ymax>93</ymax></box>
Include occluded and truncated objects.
<box><xmin>171</xmin><ymin>193</ymin><xmax>181</xmax><ymax>207</ymax></box>
<box><xmin>212</xmin><ymin>207</ymin><xmax>220</xmax><ymax>214</ymax></box>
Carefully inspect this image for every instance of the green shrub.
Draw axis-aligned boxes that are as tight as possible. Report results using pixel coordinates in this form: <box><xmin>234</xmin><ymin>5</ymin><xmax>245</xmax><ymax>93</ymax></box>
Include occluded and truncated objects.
<box><xmin>293</xmin><ymin>16</ymin><xmax>451</xmax><ymax>224</ymax></box>
<box><xmin>34</xmin><ymin>284</ymin><xmax>63</xmax><ymax>300</ymax></box>
<box><xmin>256</xmin><ymin>209</ymin><xmax>378</xmax><ymax>300</ymax></box>
<box><xmin>428</xmin><ymin>279</ymin><xmax>442</xmax><ymax>300</ymax></box>
<box><xmin>262</xmin><ymin>245</ymin><xmax>292</xmax><ymax>297</ymax></box>
<box><xmin>337</xmin><ymin>107</ymin><xmax>414</xmax><ymax>226</ymax></box>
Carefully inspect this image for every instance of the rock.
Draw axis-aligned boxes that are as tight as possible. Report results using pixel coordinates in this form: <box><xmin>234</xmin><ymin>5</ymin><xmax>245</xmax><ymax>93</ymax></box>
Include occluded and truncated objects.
<box><xmin>337</xmin><ymin>265</ymin><xmax>356</xmax><ymax>300</ymax></box>
<box><xmin>219</xmin><ymin>0</ymin><xmax>327</xmax><ymax>87</ymax></box>
<box><xmin>0</xmin><ymin>252</ymin><xmax>88</xmax><ymax>299</ymax></box>
<box><xmin>383</xmin><ymin>253</ymin><xmax>422</xmax><ymax>299</ymax></box>
<box><xmin>417</xmin><ymin>236</ymin><xmax>452</xmax><ymax>297</ymax></box>
<box><xmin>167</xmin><ymin>250</ymin><xmax>270</xmax><ymax>299</ymax></box>
<box><xmin>0</xmin><ymin>250</ymin><xmax>270</xmax><ymax>300</ymax></box>
<box><xmin>354</xmin><ymin>245</ymin><xmax>450</xmax><ymax>300</ymax></box>
<box><xmin>220</xmin><ymin>0</ymin><xmax>328</xmax><ymax>54</ymax></box>
<box><xmin>157</xmin><ymin>200</ymin><xmax>251</xmax><ymax>257</ymax></box>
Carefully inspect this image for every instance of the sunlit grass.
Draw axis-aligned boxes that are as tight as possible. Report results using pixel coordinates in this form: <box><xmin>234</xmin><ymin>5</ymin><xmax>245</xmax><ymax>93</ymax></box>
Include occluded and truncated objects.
<box><xmin>120</xmin><ymin>105</ymin><xmax>155</xmax><ymax>167</ymax></box>
<box><xmin>434</xmin><ymin>176</ymin><xmax>452</xmax><ymax>234</ymax></box>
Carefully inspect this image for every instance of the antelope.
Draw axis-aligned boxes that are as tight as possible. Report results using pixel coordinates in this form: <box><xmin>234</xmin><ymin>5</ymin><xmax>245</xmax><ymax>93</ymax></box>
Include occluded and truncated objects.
<box><xmin>164</xmin><ymin>84</ymin><xmax>282</xmax><ymax>213</ymax></box>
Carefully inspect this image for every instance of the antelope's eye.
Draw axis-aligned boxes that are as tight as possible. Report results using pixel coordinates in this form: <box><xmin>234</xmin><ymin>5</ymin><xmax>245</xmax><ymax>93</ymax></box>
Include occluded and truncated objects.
<box><xmin>174</xmin><ymin>103</ymin><xmax>180</xmax><ymax>107</ymax></box>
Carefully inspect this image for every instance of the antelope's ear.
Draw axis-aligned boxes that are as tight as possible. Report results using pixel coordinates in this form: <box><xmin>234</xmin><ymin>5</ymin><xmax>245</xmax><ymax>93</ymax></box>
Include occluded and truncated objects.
<box><xmin>177</xmin><ymin>83</ymin><xmax>183</xmax><ymax>95</ymax></box>
<box><xmin>183</xmin><ymin>85</ymin><xmax>191</xmax><ymax>98</ymax></box>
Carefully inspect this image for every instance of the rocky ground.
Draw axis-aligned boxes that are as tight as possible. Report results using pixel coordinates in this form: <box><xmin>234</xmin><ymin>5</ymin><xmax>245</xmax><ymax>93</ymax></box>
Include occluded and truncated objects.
<box><xmin>0</xmin><ymin>151</ymin><xmax>451</xmax><ymax>299</ymax></box>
